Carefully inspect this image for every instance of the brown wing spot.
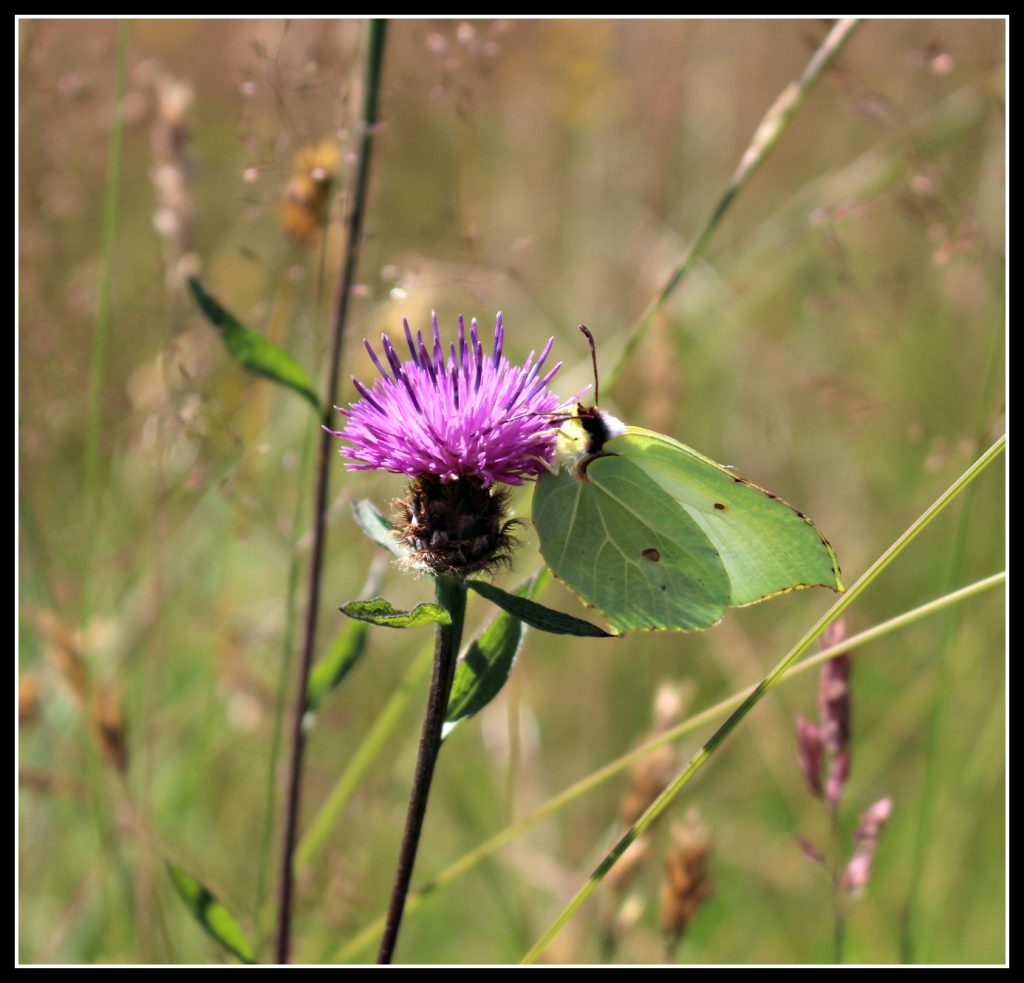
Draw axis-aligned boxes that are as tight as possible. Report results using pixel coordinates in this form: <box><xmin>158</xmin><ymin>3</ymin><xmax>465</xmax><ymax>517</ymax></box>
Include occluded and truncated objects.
<box><xmin>713</xmin><ymin>502</ymin><xmax>726</xmax><ymax>510</ymax></box>
<box><xmin>642</xmin><ymin>548</ymin><xmax>661</xmax><ymax>562</ymax></box>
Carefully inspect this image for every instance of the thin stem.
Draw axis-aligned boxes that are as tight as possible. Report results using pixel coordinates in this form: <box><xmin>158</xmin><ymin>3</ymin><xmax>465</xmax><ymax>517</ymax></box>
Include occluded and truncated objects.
<box><xmin>255</xmin><ymin>201</ymin><xmax>330</xmax><ymax>951</ymax></box>
<box><xmin>378</xmin><ymin>575</ymin><xmax>468</xmax><ymax>964</ymax></box>
<box><xmin>82</xmin><ymin>20</ymin><xmax>130</xmax><ymax>548</ymax></box>
<box><xmin>330</xmin><ymin>569</ymin><xmax>1004</xmax><ymax>963</ymax></box>
<box><xmin>521</xmin><ymin>435</ymin><xmax>1004</xmax><ymax>964</ymax></box>
<box><xmin>76</xmin><ymin>20</ymin><xmax>135</xmax><ymax>946</ymax></box>
<box><xmin>605</xmin><ymin>18</ymin><xmax>861</xmax><ymax>391</ymax></box>
<box><xmin>272</xmin><ymin>19</ymin><xmax>388</xmax><ymax>965</ymax></box>
<box><xmin>831</xmin><ymin>805</ymin><xmax>845</xmax><ymax>964</ymax></box>
<box><xmin>834</xmin><ymin>903</ymin><xmax>847</xmax><ymax>965</ymax></box>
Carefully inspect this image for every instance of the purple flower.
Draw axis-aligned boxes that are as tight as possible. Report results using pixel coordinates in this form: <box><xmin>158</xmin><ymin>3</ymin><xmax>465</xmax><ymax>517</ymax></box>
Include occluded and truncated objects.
<box><xmin>842</xmin><ymin>797</ymin><xmax>893</xmax><ymax>896</ymax></box>
<box><xmin>818</xmin><ymin>621</ymin><xmax>852</xmax><ymax>806</ymax></box>
<box><xmin>330</xmin><ymin>312</ymin><xmax>564</xmax><ymax>488</ymax></box>
<box><xmin>795</xmin><ymin>715</ymin><xmax>825</xmax><ymax>799</ymax></box>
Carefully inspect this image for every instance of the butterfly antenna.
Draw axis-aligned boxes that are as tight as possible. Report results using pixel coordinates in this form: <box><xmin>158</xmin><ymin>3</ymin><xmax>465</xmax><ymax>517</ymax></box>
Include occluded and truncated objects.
<box><xmin>476</xmin><ymin>409</ymin><xmax>575</xmax><ymax>439</ymax></box>
<box><xmin>578</xmin><ymin>324</ymin><xmax>599</xmax><ymax>406</ymax></box>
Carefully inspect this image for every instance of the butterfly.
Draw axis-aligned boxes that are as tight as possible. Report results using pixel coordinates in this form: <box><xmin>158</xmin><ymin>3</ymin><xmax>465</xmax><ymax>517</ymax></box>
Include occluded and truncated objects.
<box><xmin>531</xmin><ymin>327</ymin><xmax>844</xmax><ymax>633</ymax></box>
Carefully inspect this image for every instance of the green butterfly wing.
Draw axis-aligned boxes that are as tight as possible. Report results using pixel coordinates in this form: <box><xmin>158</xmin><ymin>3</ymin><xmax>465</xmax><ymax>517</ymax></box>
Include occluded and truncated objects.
<box><xmin>531</xmin><ymin>453</ymin><xmax>731</xmax><ymax>633</ymax></box>
<box><xmin>607</xmin><ymin>427</ymin><xmax>845</xmax><ymax>605</ymax></box>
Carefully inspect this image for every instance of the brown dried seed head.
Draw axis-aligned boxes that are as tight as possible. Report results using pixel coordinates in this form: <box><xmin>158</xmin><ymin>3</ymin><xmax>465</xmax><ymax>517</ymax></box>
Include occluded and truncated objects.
<box><xmin>26</xmin><ymin>604</ymin><xmax>89</xmax><ymax>705</ymax></box>
<box><xmin>660</xmin><ymin>809</ymin><xmax>713</xmax><ymax>946</ymax></box>
<box><xmin>621</xmin><ymin>748</ymin><xmax>676</xmax><ymax>827</ymax></box>
<box><xmin>620</xmin><ymin>682</ymin><xmax>691</xmax><ymax>826</ymax></box>
<box><xmin>91</xmin><ymin>686</ymin><xmax>128</xmax><ymax>775</ymax></box>
<box><xmin>279</xmin><ymin>138</ymin><xmax>340</xmax><ymax>243</ymax></box>
<box><xmin>19</xmin><ymin>672</ymin><xmax>41</xmax><ymax>725</ymax></box>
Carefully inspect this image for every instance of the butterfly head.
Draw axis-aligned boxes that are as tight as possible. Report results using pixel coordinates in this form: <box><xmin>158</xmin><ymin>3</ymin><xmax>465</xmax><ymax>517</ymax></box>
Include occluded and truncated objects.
<box><xmin>553</xmin><ymin>401</ymin><xmax>626</xmax><ymax>473</ymax></box>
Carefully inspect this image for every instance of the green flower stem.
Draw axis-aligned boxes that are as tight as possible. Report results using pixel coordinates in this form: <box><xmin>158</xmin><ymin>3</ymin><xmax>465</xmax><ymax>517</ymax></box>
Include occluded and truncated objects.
<box><xmin>272</xmin><ymin>19</ymin><xmax>387</xmax><ymax>964</ymax></box>
<box><xmin>605</xmin><ymin>18</ymin><xmax>861</xmax><ymax>391</ymax></box>
<box><xmin>331</xmin><ymin>568</ymin><xmax>1003</xmax><ymax>963</ymax></box>
<box><xmin>521</xmin><ymin>434</ymin><xmax>1004</xmax><ymax>964</ymax></box>
<box><xmin>377</xmin><ymin>575</ymin><xmax>468</xmax><ymax>964</ymax></box>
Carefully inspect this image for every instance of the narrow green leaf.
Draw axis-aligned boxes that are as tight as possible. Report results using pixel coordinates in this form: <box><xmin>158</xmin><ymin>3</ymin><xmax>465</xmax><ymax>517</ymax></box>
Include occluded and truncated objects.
<box><xmin>166</xmin><ymin>862</ymin><xmax>255</xmax><ymax>964</ymax></box>
<box><xmin>444</xmin><ymin>570</ymin><xmax>550</xmax><ymax>740</ymax></box>
<box><xmin>340</xmin><ymin>597</ymin><xmax>451</xmax><ymax>629</ymax></box>
<box><xmin>187</xmin><ymin>276</ymin><xmax>320</xmax><ymax>412</ymax></box>
<box><xmin>466</xmin><ymin>577</ymin><xmax>612</xmax><ymax>638</ymax></box>
<box><xmin>351</xmin><ymin>499</ymin><xmax>416</xmax><ymax>562</ymax></box>
<box><xmin>305</xmin><ymin>560</ymin><xmax>384</xmax><ymax>715</ymax></box>
<box><xmin>306</xmin><ymin>621</ymin><xmax>369</xmax><ymax>714</ymax></box>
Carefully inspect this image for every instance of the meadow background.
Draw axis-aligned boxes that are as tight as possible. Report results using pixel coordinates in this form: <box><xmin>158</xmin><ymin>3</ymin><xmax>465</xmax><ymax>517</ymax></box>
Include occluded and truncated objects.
<box><xmin>17</xmin><ymin>18</ymin><xmax>1005</xmax><ymax>965</ymax></box>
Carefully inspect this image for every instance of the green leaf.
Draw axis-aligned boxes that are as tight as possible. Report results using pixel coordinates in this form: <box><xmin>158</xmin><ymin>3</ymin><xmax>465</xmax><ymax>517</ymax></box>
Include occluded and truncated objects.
<box><xmin>351</xmin><ymin>499</ymin><xmax>417</xmax><ymax>562</ymax></box>
<box><xmin>187</xmin><ymin>276</ymin><xmax>320</xmax><ymax>412</ymax></box>
<box><xmin>305</xmin><ymin>560</ymin><xmax>384</xmax><ymax>715</ymax></box>
<box><xmin>466</xmin><ymin>578</ymin><xmax>612</xmax><ymax>637</ymax></box>
<box><xmin>340</xmin><ymin>597</ymin><xmax>452</xmax><ymax>629</ymax></box>
<box><xmin>306</xmin><ymin>621</ymin><xmax>369</xmax><ymax>713</ymax></box>
<box><xmin>444</xmin><ymin>570</ymin><xmax>551</xmax><ymax>740</ymax></box>
<box><xmin>166</xmin><ymin>862</ymin><xmax>255</xmax><ymax>964</ymax></box>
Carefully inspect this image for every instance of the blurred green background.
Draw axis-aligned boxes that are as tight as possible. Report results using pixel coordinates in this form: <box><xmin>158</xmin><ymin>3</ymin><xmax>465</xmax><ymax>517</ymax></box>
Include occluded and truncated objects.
<box><xmin>18</xmin><ymin>18</ymin><xmax>1005</xmax><ymax>965</ymax></box>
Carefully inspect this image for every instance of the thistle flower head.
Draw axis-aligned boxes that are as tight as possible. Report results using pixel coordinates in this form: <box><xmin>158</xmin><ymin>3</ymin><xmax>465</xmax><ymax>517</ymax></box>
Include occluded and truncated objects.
<box><xmin>330</xmin><ymin>313</ymin><xmax>566</xmax><ymax>575</ymax></box>
<box><xmin>331</xmin><ymin>312</ymin><xmax>564</xmax><ymax>487</ymax></box>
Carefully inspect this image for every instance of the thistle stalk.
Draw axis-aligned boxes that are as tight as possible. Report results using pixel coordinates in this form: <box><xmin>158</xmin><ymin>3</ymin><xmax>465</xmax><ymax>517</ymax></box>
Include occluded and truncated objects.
<box><xmin>377</xmin><ymin>575</ymin><xmax>467</xmax><ymax>964</ymax></box>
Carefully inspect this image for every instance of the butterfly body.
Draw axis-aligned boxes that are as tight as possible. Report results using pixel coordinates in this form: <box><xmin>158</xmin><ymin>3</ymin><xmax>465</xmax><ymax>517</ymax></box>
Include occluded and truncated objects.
<box><xmin>532</xmin><ymin>404</ymin><xmax>844</xmax><ymax>634</ymax></box>
<box><xmin>547</xmin><ymin>402</ymin><xmax>624</xmax><ymax>474</ymax></box>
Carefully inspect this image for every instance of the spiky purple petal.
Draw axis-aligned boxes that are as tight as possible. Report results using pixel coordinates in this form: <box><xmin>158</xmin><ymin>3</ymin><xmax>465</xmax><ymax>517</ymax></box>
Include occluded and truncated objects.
<box><xmin>333</xmin><ymin>314</ymin><xmax>565</xmax><ymax>486</ymax></box>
